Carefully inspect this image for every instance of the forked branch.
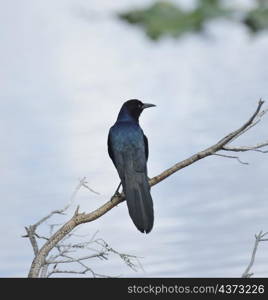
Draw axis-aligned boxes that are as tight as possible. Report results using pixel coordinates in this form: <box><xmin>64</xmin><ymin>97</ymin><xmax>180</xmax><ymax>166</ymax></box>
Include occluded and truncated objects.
<box><xmin>28</xmin><ymin>100</ymin><xmax>267</xmax><ymax>277</ymax></box>
<box><xmin>242</xmin><ymin>231</ymin><xmax>268</xmax><ymax>278</ymax></box>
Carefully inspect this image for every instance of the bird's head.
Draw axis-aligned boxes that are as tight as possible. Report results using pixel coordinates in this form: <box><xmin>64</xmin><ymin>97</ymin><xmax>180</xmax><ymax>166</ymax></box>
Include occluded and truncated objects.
<box><xmin>119</xmin><ymin>99</ymin><xmax>156</xmax><ymax>122</ymax></box>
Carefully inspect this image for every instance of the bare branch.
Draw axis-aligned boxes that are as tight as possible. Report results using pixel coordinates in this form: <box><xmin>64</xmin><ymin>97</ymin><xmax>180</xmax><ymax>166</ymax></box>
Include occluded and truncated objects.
<box><xmin>40</xmin><ymin>264</ymin><xmax>49</xmax><ymax>278</ymax></box>
<box><xmin>213</xmin><ymin>153</ymin><xmax>249</xmax><ymax>165</ymax></box>
<box><xmin>26</xmin><ymin>203</ymin><xmax>141</xmax><ymax>277</ymax></box>
<box><xmin>24</xmin><ymin>226</ymin><xmax>39</xmax><ymax>256</ymax></box>
<box><xmin>47</xmin><ymin>268</ymin><xmax>106</xmax><ymax>277</ymax></box>
<box><xmin>80</xmin><ymin>177</ymin><xmax>100</xmax><ymax>195</ymax></box>
<box><xmin>28</xmin><ymin>100</ymin><xmax>268</xmax><ymax>277</ymax></box>
<box><xmin>242</xmin><ymin>231</ymin><xmax>268</xmax><ymax>278</ymax></box>
<box><xmin>223</xmin><ymin>100</ymin><xmax>268</xmax><ymax>144</ymax></box>
<box><xmin>23</xmin><ymin>178</ymin><xmax>96</xmax><ymax>257</ymax></box>
<box><xmin>49</xmin><ymin>223</ymin><xmax>64</xmax><ymax>236</ymax></box>
<box><xmin>43</xmin><ymin>235</ymin><xmax>140</xmax><ymax>277</ymax></box>
<box><xmin>95</xmin><ymin>238</ymin><xmax>142</xmax><ymax>272</ymax></box>
<box><xmin>34</xmin><ymin>233</ymin><xmax>49</xmax><ymax>241</ymax></box>
<box><xmin>223</xmin><ymin>141</ymin><xmax>268</xmax><ymax>153</ymax></box>
<box><xmin>149</xmin><ymin>99</ymin><xmax>266</xmax><ymax>186</ymax></box>
<box><xmin>34</xmin><ymin>177</ymin><xmax>95</xmax><ymax>229</ymax></box>
<box><xmin>46</xmin><ymin>253</ymin><xmax>107</xmax><ymax>264</ymax></box>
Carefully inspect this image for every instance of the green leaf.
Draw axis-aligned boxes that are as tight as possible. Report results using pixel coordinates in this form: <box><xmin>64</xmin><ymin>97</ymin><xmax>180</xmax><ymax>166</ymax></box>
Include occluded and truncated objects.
<box><xmin>117</xmin><ymin>0</ymin><xmax>268</xmax><ymax>41</ymax></box>
<box><xmin>118</xmin><ymin>0</ymin><xmax>230</xmax><ymax>40</ymax></box>
<box><xmin>244</xmin><ymin>8</ymin><xmax>268</xmax><ymax>33</ymax></box>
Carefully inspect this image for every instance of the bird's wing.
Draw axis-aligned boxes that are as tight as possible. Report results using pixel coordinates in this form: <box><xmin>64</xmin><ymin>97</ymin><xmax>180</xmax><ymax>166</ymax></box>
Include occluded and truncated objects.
<box><xmin>107</xmin><ymin>129</ymin><xmax>116</xmax><ymax>165</ymax></box>
<box><xmin>143</xmin><ymin>134</ymin><xmax>149</xmax><ymax>161</ymax></box>
<box><xmin>132</xmin><ymin>138</ymin><xmax>147</xmax><ymax>172</ymax></box>
<box><xmin>108</xmin><ymin>124</ymin><xmax>153</xmax><ymax>233</ymax></box>
<box><xmin>109</xmin><ymin>125</ymin><xmax>147</xmax><ymax>173</ymax></box>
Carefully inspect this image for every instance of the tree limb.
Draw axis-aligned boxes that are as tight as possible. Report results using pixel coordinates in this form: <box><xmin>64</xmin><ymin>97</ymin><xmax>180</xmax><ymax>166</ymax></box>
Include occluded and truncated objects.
<box><xmin>242</xmin><ymin>231</ymin><xmax>268</xmax><ymax>278</ymax></box>
<box><xmin>213</xmin><ymin>153</ymin><xmax>249</xmax><ymax>165</ymax></box>
<box><xmin>223</xmin><ymin>141</ymin><xmax>268</xmax><ymax>152</ymax></box>
<box><xmin>23</xmin><ymin>178</ymin><xmax>91</xmax><ymax>254</ymax></box>
<box><xmin>25</xmin><ymin>182</ymin><xmax>140</xmax><ymax>277</ymax></box>
<box><xmin>28</xmin><ymin>100</ymin><xmax>267</xmax><ymax>277</ymax></box>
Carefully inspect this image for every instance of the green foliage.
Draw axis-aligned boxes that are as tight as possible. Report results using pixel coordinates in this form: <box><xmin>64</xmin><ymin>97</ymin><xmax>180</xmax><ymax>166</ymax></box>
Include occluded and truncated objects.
<box><xmin>118</xmin><ymin>0</ymin><xmax>268</xmax><ymax>40</ymax></box>
<box><xmin>119</xmin><ymin>2</ymin><xmax>185</xmax><ymax>40</ymax></box>
<box><xmin>243</xmin><ymin>7</ymin><xmax>268</xmax><ymax>33</ymax></box>
<box><xmin>118</xmin><ymin>0</ymin><xmax>229</xmax><ymax>40</ymax></box>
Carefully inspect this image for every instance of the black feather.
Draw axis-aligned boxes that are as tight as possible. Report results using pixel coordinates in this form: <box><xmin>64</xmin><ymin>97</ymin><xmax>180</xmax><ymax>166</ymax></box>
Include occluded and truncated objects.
<box><xmin>108</xmin><ymin>99</ymin><xmax>155</xmax><ymax>233</ymax></box>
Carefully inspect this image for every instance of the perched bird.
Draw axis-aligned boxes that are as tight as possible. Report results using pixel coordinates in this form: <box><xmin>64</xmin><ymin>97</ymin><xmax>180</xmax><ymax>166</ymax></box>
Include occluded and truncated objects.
<box><xmin>108</xmin><ymin>99</ymin><xmax>155</xmax><ymax>233</ymax></box>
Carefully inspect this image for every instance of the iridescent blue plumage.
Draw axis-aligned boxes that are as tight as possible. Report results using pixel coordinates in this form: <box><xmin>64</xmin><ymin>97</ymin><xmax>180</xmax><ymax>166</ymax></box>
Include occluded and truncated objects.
<box><xmin>108</xmin><ymin>99</ymin><xmax>155</xmax><ymax>233</ymax></box>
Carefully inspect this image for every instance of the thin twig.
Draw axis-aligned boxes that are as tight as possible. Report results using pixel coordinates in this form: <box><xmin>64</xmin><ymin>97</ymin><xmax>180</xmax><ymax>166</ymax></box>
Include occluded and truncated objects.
<box><xmin>242</xmin><ymin>231</ymin><xmax>268</xmax><ymax>278</ymax></box>
<box><xmin>223</xmin><ymin>141</ymin><xmax>268</xmax><ymax>152</ymax></box>
<box><xmin>80</xmin><ymin>177</ymin><xmax>100</xmax><ymax>195</ymax></box>
<box><xmin>27</xmin><ymin>100</ymin><xmax>268</xmax><ymax>277</ymax></box>
<box><xmin>213</xmin><ymin>153</ymin><xmax>249</xmax><ymax>165</ymax></box>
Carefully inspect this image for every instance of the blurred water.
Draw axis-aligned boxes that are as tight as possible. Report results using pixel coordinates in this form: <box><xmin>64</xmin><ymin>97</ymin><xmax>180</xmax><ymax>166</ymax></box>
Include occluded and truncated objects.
<box><xmin>0</xmin><ymin>0</ymin><xmax>268</xmax><ymax>277</ymax></box>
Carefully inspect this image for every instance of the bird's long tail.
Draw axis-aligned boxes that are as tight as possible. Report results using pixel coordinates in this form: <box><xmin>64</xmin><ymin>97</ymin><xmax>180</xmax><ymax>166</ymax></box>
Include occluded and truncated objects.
<box><xmin>123</xmin><ymin>170</ymin><xmax>154</xmax><ymax>233</ymax></box>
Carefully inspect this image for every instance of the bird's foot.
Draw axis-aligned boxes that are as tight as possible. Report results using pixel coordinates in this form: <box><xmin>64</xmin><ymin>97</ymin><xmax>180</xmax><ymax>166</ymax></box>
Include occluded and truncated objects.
<box><xmin>111</xmin><ymin>191</ymin><xmax>121</xmax><ymax>199</ymax></box>
<box><xmin>110</xmin><ymin>191</ymin><xmax>121</xmax><ymax>203</ymax></box>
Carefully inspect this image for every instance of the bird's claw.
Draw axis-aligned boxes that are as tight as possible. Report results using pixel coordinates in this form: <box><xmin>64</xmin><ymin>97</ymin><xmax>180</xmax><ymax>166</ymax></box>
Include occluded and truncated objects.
<box><xmin>114</xmin><ymin>191</ymin><xmax>121</xmax><ymax>197</ymax></box>
<box><xmin>111</xmin><ymin>191</ymin><xmax>121</xmax><ymax>201</ymax></box>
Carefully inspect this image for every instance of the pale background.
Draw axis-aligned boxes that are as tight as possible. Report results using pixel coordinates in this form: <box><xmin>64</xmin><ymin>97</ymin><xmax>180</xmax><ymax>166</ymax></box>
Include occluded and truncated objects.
<box><xmin>1</xmin><ymin>0</ymin><xmax>268</xmax><ymax>277</ymax></box>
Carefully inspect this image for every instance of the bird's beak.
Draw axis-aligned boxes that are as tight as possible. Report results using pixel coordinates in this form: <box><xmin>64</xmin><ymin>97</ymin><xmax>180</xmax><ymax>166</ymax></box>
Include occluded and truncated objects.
<box><xmin>142</xmin><ymin>103</ymin><xmax>156</xmax><ymax>109</ymax></box>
